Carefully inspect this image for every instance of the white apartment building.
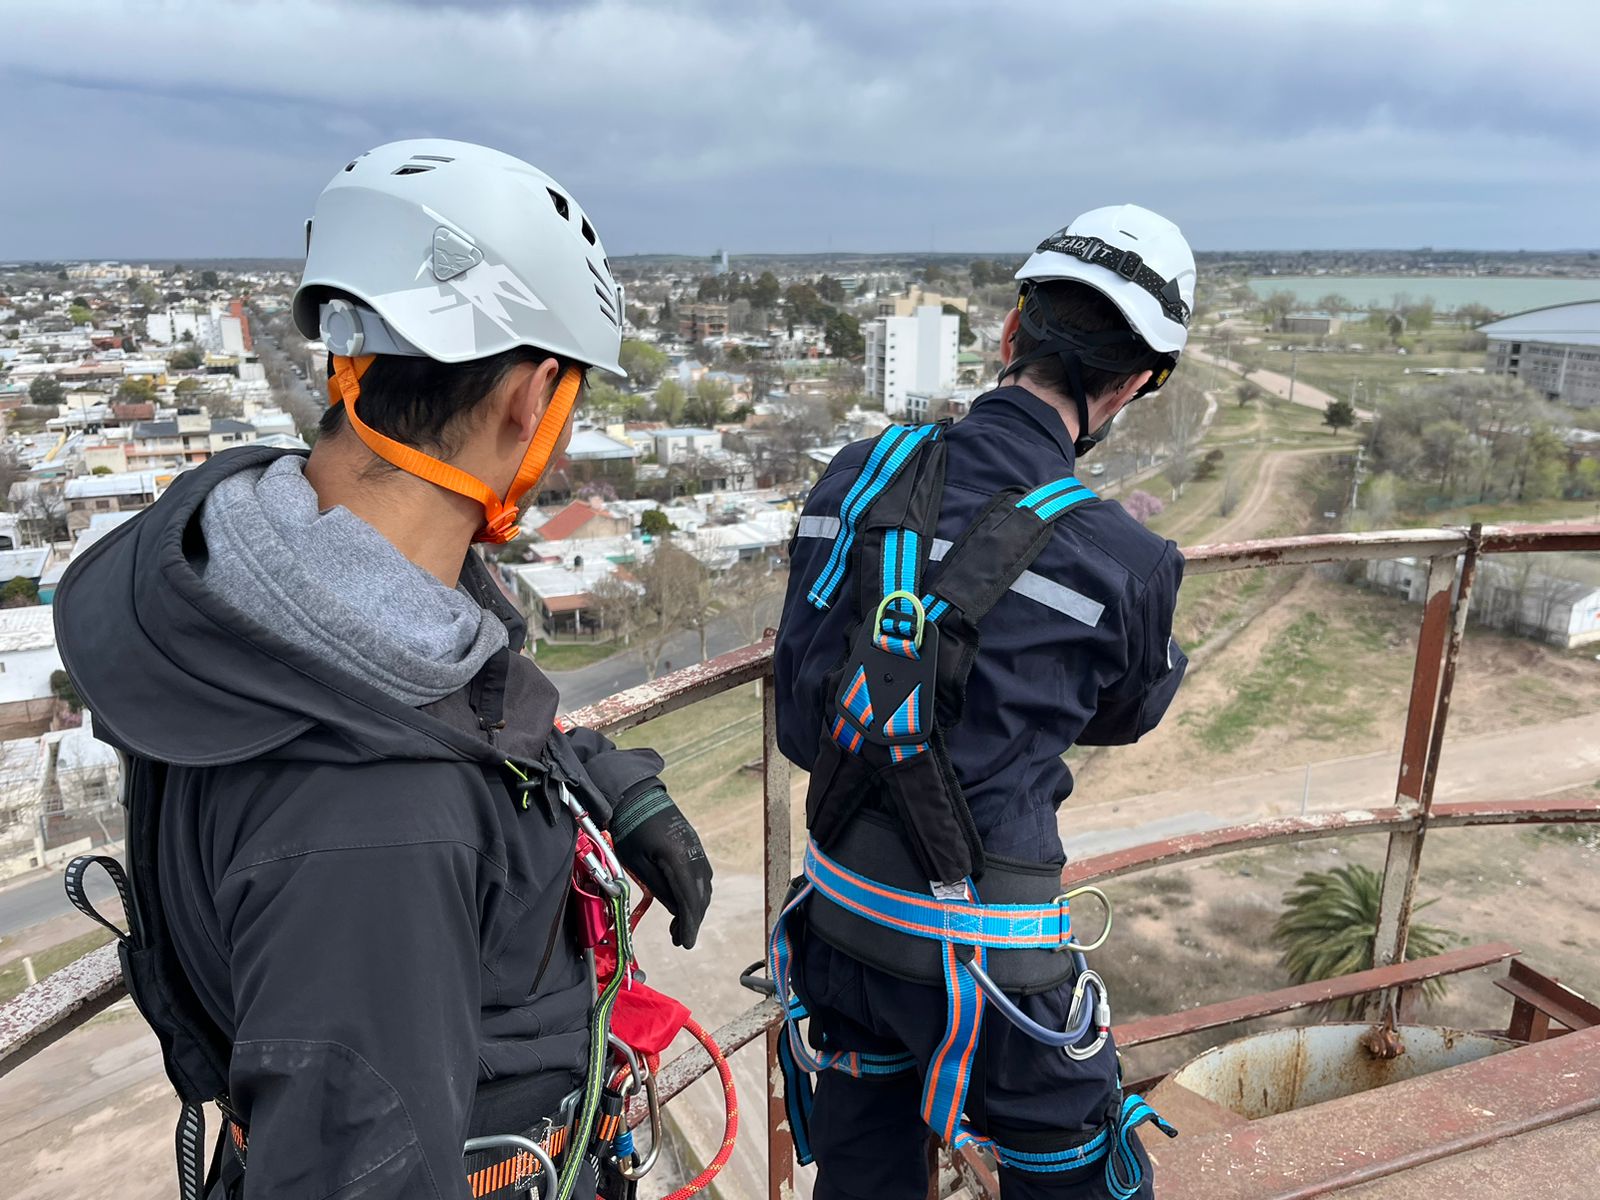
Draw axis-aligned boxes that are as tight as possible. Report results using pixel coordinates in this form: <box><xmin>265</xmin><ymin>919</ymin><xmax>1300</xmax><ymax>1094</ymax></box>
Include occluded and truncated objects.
<box><xmin>864</xmin><ymin>305</ymin><xmax>960</xmax><ymax>418</ymax></box>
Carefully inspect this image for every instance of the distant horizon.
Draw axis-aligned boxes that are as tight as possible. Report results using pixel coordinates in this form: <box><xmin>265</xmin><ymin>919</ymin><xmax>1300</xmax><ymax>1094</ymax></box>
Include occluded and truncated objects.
<box><xmin>6</xmin><ymin>247</ymin><xmax>1600</xmax><ymax>270</ymax></box>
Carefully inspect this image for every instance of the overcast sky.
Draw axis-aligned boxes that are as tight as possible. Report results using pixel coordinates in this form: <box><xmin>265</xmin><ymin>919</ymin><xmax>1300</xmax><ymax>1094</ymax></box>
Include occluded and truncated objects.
<box><xmin>3</xmin><ymin>0</ymin><xmax>1596</xmax><ymax>260</ymax></box>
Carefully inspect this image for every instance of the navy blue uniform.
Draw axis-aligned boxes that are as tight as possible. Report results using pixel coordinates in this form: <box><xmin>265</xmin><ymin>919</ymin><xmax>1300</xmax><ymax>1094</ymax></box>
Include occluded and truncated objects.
<box><xmin>774</xmin><ymin>386</ymin><xmax>1187</xmax><ymax>1198</ymax></box>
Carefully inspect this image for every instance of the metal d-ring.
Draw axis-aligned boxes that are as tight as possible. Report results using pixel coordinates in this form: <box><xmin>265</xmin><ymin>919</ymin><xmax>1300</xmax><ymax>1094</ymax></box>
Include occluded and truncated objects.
<box><xmin>873</xmin><ymin>590</ymin><xmax>927</xmax><ymax>647</ymax></box>
<box><xmin>463</xmin><ymin>1134</ymin><xmax>558</xmax><ymax>1200</ymax></box>
<box><xmin>1057</xmin><ymin>885</ymin><xmax>1113</xmax><ymax>953</ymax></box>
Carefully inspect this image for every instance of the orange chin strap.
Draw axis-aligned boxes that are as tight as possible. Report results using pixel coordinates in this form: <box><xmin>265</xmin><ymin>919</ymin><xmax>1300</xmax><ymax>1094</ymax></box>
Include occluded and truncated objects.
<box><xmin>327</xmin><ymin>354</ymin><xmax>582</xmax><ymax>543</ymax></box>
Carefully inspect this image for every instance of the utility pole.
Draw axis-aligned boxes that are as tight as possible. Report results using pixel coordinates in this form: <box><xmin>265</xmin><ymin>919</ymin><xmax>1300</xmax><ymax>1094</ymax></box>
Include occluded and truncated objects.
<box><xmin>1288</xmin><ymin>346</ymin><xmax>1298</xmax><ymax>406</ymax></box>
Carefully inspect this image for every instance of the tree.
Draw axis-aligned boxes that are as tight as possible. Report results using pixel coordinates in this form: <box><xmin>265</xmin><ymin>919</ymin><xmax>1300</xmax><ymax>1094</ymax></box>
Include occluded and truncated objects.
<box><xmin>174</xmin><ymin>376</ymin><xmax>202</xmax><ymax>399</ymax></box>
<box><xmin>722</xmin><ymin>559</ymin><xmax>787</xmax><ymax>648</ymax></box>
<box><xmin>169</xmin><ymin>347</ymin><xmax>204</xmax><ymax>371</ymax></box>
<box><xmin>0</xmin><ymin>576</ymin><xmax>39</xmax><ymax>607</ymax></box>
<box><xmin>1273</xmin><ymin>865</ymin><xmax>1454</xmax><ymax>1016</ymax></box>
<box><xmin>824</xmin><ymin>310</ymin><xmax>864</xmax><ymax>359</ymax></box>
<box><xmin>1122</xmin><ymin>490</ymin><xmax>1164</xmax><ymax>524</ymax></box>
<box><xmin>1235</xmin><ymin>381</ymin><xmax>1261</xmax><ymax>408</ymax></box>
<box><xmin>91</xmin><ymin>465</ymin><xmax>113</xmax><ymax>476</ymax></box>
<box><xmin>618</xmin><ymin>340</ymin><xmax>669</xmax><ymax>389</ymax></box>
<box><xmin>134</xmin><ymin>281</ymin><xmax>161</xmax><ymax>309</ymax></box>
<box><xmin>653</xmin><ymin>378</ymin><xmax>687</xmax><ymax>425</ymax></box>
<box><xmin>117</xmin><ymin>376</ymin><xmax>158</xmax><ymax>403</ymax></box>
<box><xmin>632</xmin><ymin>542</ymin><xmax>713</xmax><ymax>679</ymax></box>
<box><xmin>687</xmin><ymin>377</ymin><xmax>732</xmax><ymax>427</ymax></box>
<box><xmin>1323</xmin><ymin>398</ymin><xmax>1356</xmax><ymax>434</ymax></box>
<box><xmin>69</xmin><ymin>304</ymin><xmax>94</xmax><ymax>326</ymax></box>
<box><xmin>200</xmin><ymin>269</ymin><xmax>220</xmax><ymax>289</ymax></box>
<box><xmin>1314</xmin><ymin>293</ymin><xmax>1349</xmax><ymax>318</ymax></box>
<box><xmin>28</xmin><ymin>374</ymin><xmax>63</xmax><ymax>406</ymax></box>
<box><xmin>1260</xmin><ymin>289</ymin><xmax>1297</xmax><ymax>328</ymax></box>
<box><xmin>51</xmin><ymin>669</ymin><xmax>84</xmax><ymax>713</ymax></box>
<box><xmin>640</xmin><ymin>508</ymin><xmax>674</xmax><ymax>539</ymax></box>
<box><xmin>657</xmin><ymin>294</ymin><xmax>673</xmax><ymax>330</ymax></box>
<box><xmin>751</xmin><ymin>271</ymin><xmax>781</xmax><ymax>309</ymax></box>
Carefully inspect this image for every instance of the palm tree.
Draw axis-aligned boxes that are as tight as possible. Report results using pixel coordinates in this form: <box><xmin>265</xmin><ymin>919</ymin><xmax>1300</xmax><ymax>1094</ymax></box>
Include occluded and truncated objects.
<box><xmin>1272</xmin><ymin>865</ymin><xmax>1455</xmax><ymax>1016</ymax></box>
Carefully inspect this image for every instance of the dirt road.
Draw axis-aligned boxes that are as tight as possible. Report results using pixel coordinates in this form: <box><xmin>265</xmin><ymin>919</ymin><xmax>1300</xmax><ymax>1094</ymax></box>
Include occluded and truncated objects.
<box><xmin>1062</xmin><ymin>710</ymin><xmax>1600</xmax><ymax>859</ymax></box>
<box><xmin>1189</xmin><ymin>344</ymin><xmax>1372</xmax><ymax>421</ymax></box>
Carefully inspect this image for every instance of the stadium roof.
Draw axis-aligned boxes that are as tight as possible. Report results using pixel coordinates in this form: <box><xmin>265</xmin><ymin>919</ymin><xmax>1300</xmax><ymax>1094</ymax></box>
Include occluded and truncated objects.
<box><xmin>1479</xmin><ymin>299</ymin><xmax>1600</xmax><ymax>348</ymax></box>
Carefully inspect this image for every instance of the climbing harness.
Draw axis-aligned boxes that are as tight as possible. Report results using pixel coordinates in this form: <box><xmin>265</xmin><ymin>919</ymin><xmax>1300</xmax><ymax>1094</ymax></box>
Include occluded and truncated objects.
<box><xmin>769</xmin><ymin>421</ymin><xmax>1176</xmax><ymax>1191</ymax></box>
<box><xmin>65</xmin><ymin>748</ymin><xmax>735</xmax><ymax>1200</ymax></box>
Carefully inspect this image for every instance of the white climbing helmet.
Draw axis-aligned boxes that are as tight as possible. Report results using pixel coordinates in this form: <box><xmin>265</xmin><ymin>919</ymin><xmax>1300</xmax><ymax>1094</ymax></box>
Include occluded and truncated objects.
<box><xmin>292</xmin><ymin>138</ymin><xmax>625</xmax><ymax>376</ymax></box>
<box><xmin>1015</xmin><ymin>204</ymin><xmax>1196</xmax><ymax>355</ymax></box>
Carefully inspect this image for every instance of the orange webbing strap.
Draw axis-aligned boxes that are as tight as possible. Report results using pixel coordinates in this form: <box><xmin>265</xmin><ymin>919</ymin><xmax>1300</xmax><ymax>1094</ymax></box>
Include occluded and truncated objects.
<box><xmin>327</xmin><ymin>354</ymin><xmax>582</xmax><ymax>544</ymax></box>
<box><xmin>466</xmin><ymin>1126</ymin><xmax>567</xmax><ymax>1199</ymax></box>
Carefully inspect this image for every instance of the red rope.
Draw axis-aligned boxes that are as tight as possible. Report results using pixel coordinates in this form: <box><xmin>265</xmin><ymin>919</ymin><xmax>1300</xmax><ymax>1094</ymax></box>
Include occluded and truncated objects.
<box><xmin>659</xmin><ymin>1014</ymin><xmax>738</xmax><ymax>1200</ymax></box>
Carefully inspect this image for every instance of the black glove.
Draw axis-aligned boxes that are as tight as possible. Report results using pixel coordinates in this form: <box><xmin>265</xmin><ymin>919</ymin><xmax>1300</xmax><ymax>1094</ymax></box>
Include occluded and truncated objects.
<box><xmin>610</xmin><ymin>785</ymin><xmax>713</xmax><ymax>949</ymax></box>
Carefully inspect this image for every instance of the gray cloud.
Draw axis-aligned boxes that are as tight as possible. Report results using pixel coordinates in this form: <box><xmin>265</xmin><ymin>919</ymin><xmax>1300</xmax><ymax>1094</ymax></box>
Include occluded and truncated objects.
<box><xmin>2</xmin><ymin>0</ymin><xmax>1596</xmax><ymax>258</ymax></box>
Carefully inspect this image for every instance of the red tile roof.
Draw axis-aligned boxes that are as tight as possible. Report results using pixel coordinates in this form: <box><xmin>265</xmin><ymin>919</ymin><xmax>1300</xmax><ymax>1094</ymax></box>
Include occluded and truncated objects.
<box><xmin>535</xmin><ymin>499</ymin><xmax>611</xmax><ymax>542</ymax></box>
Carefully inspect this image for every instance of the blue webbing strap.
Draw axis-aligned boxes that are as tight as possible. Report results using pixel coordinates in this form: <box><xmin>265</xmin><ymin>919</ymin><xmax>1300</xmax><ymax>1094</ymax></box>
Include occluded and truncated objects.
<box><xmin>768</xmin><ymin>883</ymin><xmax>917</xmax><ymax>1166</ymax></box>
<box><xmin>808</xmin><ymin>424</ymin><xmax>942</xmax><ymax>611</ymax></box>
<box><xmin>802</xmin><ymin>839</ymin><xmax>1072</xmax><ymax>948</ymax></box>
<box><xmin>1104</xmin><ymin>1092</ymin><xmax>1177</xmax><ymax>1198</ymax></box>
<box><xmin>921</xmin><ymin>898</ymin><xmax>985</xmax><ymax>1143</ymax></box>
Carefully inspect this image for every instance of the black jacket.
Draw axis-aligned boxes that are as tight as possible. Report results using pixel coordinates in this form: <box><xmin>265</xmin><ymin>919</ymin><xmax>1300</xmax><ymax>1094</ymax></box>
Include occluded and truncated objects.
<box><xmin>776</xmin><ymin>387</ymin><xmax>1187</xmax><ymax>863</ymax></box>
<box><xmin>54</xmin><ymin>446</ymin><xmax>661</xmax><ymax>1199</ymax></box>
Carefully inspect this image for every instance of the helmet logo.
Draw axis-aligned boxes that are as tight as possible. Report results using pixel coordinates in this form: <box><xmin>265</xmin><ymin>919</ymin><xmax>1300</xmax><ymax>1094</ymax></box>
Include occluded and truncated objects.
<box><xmin>431</xmin><ymin>226</ymin><xmax>483</xmax><ymax>282</ymax></box>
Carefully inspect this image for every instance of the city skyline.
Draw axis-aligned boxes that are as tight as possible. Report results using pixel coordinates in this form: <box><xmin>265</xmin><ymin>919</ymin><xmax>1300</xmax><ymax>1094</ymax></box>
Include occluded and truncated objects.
<box><xmin>3</xmin><ymin>0</ymin><xmax>1597</xmax><ymax>260</ymax></box>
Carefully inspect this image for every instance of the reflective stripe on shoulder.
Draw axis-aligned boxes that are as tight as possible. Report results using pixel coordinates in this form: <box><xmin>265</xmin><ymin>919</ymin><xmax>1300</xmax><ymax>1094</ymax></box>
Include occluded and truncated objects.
<box><xmin>797</xmin><ymin>514</ymin><xmax>841</xmax><ymax>539</ymax></box>
<box><xmin>929</xmin><ymin>538</ymin><xmax>1105</xmax><ymax>628</ymax></box>
<box><xmin>794</xmin><ymin>518</ymin><xmax>1105</xmax><ymax>627</ymax></box>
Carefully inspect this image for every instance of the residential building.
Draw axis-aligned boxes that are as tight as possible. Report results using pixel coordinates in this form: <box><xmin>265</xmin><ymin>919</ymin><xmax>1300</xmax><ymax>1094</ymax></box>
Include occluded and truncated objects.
<box><xmin>532</xmin><ymin>498</ymin><xmax>633</xmax><ymax>543</ymax></box>
<box><xmin>653</xmin><ymin>428</ymin><xmax>723</xmax><ymax>467</ymax></box>
<box><xmin>63</xmin><ymin>471</ymin><xmax>162</xmax><ymax>534</ymax></box>
<box><xmin>502</xmin><ymin>557</ymin><xmax>626</xmax><ymax>640</ymax></box>
<box><xmin>0</xmin><ymin>606</ymin><xmax>64</xmax><ymax>736</ymax></box>
<box><xmin>0</xmin><ymin>547</ymin><xmax>51</xmax><ymax>589</ymax></box>
<box><xmin>123</xmin><ymin>410</ymin><xmax>257</xmax><ymax>468</ymax></box>
<box><xmin>876</xmin><ymin>288</ymin><xmax>968</xmax><ymax>318</ymax></box>
<box><xmin>1481</xmin><ymin>300</ymin><xmax>1600</xmax><ymax>409</ymax></box>
<box><xmin>536</xmin><ymin>428</ymin><xmax>640</xmax><ymax>504</ymax></box>
<box><xmin>678</xmin><ymin>304</ymin><xmax>729</xmax><ymax>343</ymax></box>
<box><xmin>864</xmin><ymin>304</ymin><xmax>960</xmax><ymax>417</ymax></box>
<box><xmin>1277</xmin><ymin>311</ymin><xmax>1343</xmax><ymax>336</ymax></box>
<box><xmin>1366</xmin><ymin>557</ymin><xmax>1600</xmax><ymax>647</ymax></box>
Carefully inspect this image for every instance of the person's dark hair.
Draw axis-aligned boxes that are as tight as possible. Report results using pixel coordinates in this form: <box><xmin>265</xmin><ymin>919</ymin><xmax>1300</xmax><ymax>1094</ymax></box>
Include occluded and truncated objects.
<box><xmin>320</xmin><ymin>345</ymin><xmax>579</xmax><ymax>455</ymax></box>
<box><xmin>1012</xmin><ymin>279</ymin><xmax>1153</xmax><ymax>400</ymax></box>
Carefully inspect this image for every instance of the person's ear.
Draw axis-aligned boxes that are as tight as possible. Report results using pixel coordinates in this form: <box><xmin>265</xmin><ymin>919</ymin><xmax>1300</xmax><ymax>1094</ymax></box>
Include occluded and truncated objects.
<box><xmin>1095</xmin><ymin>369</ymin><xmax>1153</xmax><ymax>425</ymax></box>
<box><xmin>504</xmin><ymin>358</ymin><xmax>563</xmax><ymax>443</ymax></box>
<box><xmin>999</xmin><ymin>305</ymin><xmax>1021</xmax><ymax>368</ymax></box>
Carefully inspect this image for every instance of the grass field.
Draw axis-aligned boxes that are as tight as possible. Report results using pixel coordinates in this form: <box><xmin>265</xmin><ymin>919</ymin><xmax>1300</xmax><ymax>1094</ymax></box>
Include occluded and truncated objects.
<box><xmin>532</xmin><ymin>638</ymin><xmax>621</xmax><ymax>671</ymax></box>
<box><xmin>0</xmin><ymin>928</ymin><xmax>115</xmax><ymax>1004</ymax></box>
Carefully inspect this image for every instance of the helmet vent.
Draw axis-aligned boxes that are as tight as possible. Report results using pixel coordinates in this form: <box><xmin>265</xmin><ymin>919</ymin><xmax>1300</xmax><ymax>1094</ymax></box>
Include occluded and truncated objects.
<box><xmin>392</xmin><ymin>165</ymin><xmax>435</xmax><ymax>176</ymax></box>
<box><xmin>412</xmin><ymin>155</ymin><xmax>454</xmax><ymax>163</ymax></box>
<box><xmin>548</xmin><ymin>189</ymin><xmax>570</xmax><ymax>220</ymax></box>
<box><xmin>580</xmin><ymin>218</ymin><xmax>596</xmax><ymax>246</ymax></box>
<box><xmin>586</xmin><ymin>259</ymin><xmax>608</xmax><ymax>286</ymax></box>
<box><xmin>593</xmin><ymin>285</ymin><xmax>619</xmax><ymax>327</ymax></box>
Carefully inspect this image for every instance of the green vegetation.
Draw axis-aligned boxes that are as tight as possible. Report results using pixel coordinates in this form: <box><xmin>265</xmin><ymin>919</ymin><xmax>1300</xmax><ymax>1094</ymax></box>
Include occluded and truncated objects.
<box><xmin>617</xmin><ymin>340</ymin><xmax>668</xmax><ymax>389</ymax></box>
<box><xmin>0</xmin><ymin>929</ymin><xmax>116</xmax><ymax>1004</ymax></box>
<box><xmin>1273</xmin><ymin>864</ymin><xmax>1456</xmax><ymax>1014</ymax></box>
<box><xmin>28</xmin><ymin>374</ymin><xmax>62</xmax><ymax>406</ymax></box>
<box><xmin>531</xmin><ymin>639</ymin><xmax>620</xmax><ymax>671</ymax></box>
<box><xmin>1196</xmin><ymin>608</ymin><xmax>1401</xmax><ymax>751</ymax></box>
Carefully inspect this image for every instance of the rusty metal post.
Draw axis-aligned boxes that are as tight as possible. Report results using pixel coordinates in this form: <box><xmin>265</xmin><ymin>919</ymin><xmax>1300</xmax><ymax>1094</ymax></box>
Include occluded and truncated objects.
<box><xmin>1370</xmin><ymin>531</ymin><xmax>1480</xmax><ymax>1015</ymax></box>
<box><xmin>761</xmin><ymin>674</ymin><xmax>795</xmax><ymax>1199</ymax></box>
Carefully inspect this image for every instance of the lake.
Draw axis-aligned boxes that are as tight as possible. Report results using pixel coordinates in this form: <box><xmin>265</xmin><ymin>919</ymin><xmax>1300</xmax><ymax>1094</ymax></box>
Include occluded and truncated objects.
<box><xmin>1246</xmin><ymin>275</ymin><xmax>1600</xmax><ymax>315</ymax></box>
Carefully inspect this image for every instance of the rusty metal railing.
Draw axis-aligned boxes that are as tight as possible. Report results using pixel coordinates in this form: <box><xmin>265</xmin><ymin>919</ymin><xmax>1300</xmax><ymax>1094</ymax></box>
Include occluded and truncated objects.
<box><xmin>4</xmin><ymin>522</ymin><xmax>1599</xmax><ymax>1199</ymax></box>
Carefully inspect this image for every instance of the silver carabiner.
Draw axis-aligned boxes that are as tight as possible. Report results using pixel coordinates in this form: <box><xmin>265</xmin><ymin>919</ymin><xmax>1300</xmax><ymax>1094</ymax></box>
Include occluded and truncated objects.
<box><xmin>613</xmin><ymin>1058</ymin><xmax>664</xmax><ymax>1181</ymax></box>
<box><xmin>463</xmin><ymin>1133</ymin><xmax>558</xmax><ymax>1200</ymax></box>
